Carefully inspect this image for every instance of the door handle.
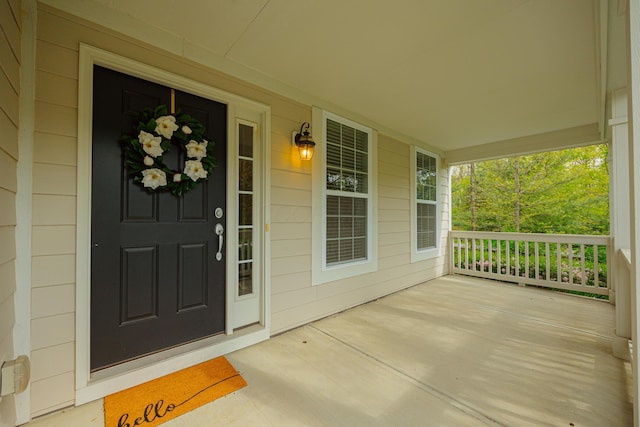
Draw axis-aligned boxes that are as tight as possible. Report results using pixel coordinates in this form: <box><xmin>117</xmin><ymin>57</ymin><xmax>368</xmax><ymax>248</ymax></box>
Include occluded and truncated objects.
<box><xmin>215</xmin><ymin>223</ymin><xmax>224</xmax><ymax>261</ymax></box>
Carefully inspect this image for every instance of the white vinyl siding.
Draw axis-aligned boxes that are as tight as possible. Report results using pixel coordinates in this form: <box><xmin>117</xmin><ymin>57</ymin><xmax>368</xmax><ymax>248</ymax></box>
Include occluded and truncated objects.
<box><xmin>411</xmin><ymin>148</ymin><xmax>440</xmax><ymax>262</ymax></box>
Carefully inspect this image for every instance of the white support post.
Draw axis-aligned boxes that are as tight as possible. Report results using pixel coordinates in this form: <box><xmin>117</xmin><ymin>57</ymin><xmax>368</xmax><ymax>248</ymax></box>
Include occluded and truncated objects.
<box><xmin>611</xmin><ymin>89</ymin><xmax>632</xmax><ymax>352</ymax></box>
<box><xmin>627</xmin><ymin>0</ymin><xmax>640</xmax><ymax>424</ymax></box>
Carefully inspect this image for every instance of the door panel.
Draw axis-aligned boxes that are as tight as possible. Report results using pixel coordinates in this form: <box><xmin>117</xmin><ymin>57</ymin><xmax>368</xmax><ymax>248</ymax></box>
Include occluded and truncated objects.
<box><xmin>120</xmin><ymin>246</ymin><xmax>158</xmax><ymax>324</ymax></box>
<box><xmin>177</xmin><ymin>243</ymin><xmax>208</xmax><ymax>311</ymax></box>
<box><xmin>91</xmin><ymin>66</ymin><xmax>227</xmax><ymax>371</ymax></box>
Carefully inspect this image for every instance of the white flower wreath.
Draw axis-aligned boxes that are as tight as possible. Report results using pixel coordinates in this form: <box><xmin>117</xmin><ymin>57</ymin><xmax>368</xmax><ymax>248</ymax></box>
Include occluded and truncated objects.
<box><xmin>121</xmin><ymin>105</ymin><xmax>217</xmax><ymax>196</ymax></box>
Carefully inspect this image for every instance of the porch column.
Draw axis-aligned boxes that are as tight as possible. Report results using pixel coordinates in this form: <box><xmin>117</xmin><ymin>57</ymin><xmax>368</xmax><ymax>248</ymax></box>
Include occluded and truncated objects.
<box><xmin>627</xmin><ymin>0</ymin><xmax>640</xmax><ymax>425</ymax></box>
<box><xmin>609</xmin><ymin>88</ymin><xmax>632</xmax><ymax>360</ymax></box>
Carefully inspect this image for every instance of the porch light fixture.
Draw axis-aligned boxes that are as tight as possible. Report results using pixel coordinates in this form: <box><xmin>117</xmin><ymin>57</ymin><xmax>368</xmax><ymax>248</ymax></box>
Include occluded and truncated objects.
<box><xmin>294</xmin><ymin>122</ymin><xmax>316</xmax><ymax>160</ymax></box>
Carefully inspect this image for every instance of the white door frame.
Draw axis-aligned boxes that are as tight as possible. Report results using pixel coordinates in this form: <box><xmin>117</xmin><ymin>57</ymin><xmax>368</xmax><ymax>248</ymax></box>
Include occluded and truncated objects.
<box><xmin>75</xmin><ymin>44</ymin><xmax>271</xmax><ymax>404</ymax></box>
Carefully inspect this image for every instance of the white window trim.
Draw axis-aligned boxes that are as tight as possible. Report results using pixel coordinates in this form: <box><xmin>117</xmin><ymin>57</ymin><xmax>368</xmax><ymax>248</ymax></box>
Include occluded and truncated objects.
<box><xmin>411</xmin><ymin>147</ymin><xmax>441</xmax><ymax>263</ymax></box>
<box><xmin>311</xmin><ymin>107</ymin><xmax>378</xmax><ymax>285</ymax></box>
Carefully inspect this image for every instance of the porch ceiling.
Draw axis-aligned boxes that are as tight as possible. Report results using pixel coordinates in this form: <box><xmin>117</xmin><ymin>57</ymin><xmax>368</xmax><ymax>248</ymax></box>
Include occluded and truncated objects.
<box><xmin>52</xmin><ymin>0</ymin><xmax>623</xmax><ymax>154</ymax></box>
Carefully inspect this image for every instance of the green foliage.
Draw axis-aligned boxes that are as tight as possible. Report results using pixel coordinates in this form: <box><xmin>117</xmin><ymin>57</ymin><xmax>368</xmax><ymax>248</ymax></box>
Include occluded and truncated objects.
<box><xmin>451</xmin><ymin>145</ymin><xmax>609</xmax><ymax>235</ymax></box>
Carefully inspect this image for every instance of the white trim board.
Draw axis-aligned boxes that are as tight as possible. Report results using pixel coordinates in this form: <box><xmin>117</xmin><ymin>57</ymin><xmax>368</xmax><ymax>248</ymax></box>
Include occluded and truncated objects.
<box><xmin>14</xmin><ymin>0</ymin><xmax>38</xmax><ymax>423</ymax></box>
<box><xmin>76</xmin><ymin>44</ymin><xmax>271</xmax><ymax>403</ymax></box>
<box><xmin>444</xmin><ymin>123</ymin><xmax>603</xmax><ymax>165</ymax></box>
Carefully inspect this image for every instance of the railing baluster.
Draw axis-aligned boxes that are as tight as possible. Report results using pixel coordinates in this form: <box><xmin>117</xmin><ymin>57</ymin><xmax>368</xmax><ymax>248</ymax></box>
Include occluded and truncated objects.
<box><xmin>533</xmin><ymin>242</ymin><xmax>540</xmax><ymax>279</ymax></box>
<box><xmin>497</xmin><ymin>239</ymin><xmax>502</xmax><ymax>275</ymax></box>
<box><xmin>504</xmin><ymin>240</ymin><xmax>511</xmax><ymax>276</ymax></box>
<box><xmin>488</xmin><ymin>239</ymin><xmax>493</xmax><ymax>274</ymax></box>
<box><xmin>545</xmin><ymin>242</ymin><xmax>550</xmax><ymax>281</ymax></box>
<box><xmin>525</xmin><ymin>240</ymin><xmax>530</xmax><ymax>279</ymax></box>
<box><xmin>472</xmin><ymin>238</ymin><xmax>477</xmax><ymax>271</ymax></box>
<box><xmin>556</xmin><ymin>242</ymin><xmax>561</xmax><ymax>285</ymax></box>
<box><xmin>569</xmin><ymin>243</ymin><xmax>574</xmax><ymax>286</ymax></box>
<box><xmin>480</xmin><ymin>239</ymin><xmax>485</xmax><ymax>272</ymax></box>
<box><xmin>515</xmin><ymin>240</ymin><xmax>520</xmax><ymax>278</ymax></box>
<box><xmin>580</xmin><ymin>243</ymin><xmax>586</xmax><ymax>287</ymax></box>
<box><xmin>594</xmin><ymin>244</ymin><xmax>599</xmax><ymax>288</ymax></box>
<box><xmin>465</xmin><ymin>238</ymin><xmax>469</xmax><ymax>270</ymax></box>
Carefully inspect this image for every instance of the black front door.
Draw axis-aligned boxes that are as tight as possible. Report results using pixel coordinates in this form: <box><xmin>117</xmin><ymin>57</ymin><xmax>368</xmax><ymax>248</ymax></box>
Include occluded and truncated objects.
<box><xmin>90</xmin><ymin>66</ymin><xmax>227</xmax><ymax>371</ymax></box>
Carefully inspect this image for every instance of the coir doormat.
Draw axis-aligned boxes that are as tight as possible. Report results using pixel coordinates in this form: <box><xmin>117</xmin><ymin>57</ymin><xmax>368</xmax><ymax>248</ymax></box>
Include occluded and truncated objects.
<box><xmin>104</xmin><ymin>357</ymin><xmax>247</xmax><ymax>427</ymax></box>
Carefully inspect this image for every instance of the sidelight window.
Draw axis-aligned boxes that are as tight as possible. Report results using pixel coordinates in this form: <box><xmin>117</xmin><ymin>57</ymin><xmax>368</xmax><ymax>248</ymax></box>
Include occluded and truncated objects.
<box><xmin>238</xmin><ymin>123</ymin><xmax>254</xmax><ymax>296</ymax></box>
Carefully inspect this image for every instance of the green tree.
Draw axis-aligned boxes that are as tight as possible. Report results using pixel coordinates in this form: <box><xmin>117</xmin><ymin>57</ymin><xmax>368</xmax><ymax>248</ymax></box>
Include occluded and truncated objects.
<box><xmin>451</xmin><ymin>145</ymin><xmax>609</xmax><ymax>235</ymax></box>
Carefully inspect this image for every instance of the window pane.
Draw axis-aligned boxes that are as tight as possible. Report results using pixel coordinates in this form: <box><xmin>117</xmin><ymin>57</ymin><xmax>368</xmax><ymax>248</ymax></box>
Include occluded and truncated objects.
<box><xmin>327</xmin><ymin>143</ymin><xmax>341</xmax><ymax>168</ymax></box>
<box><xmin>339</xmin><ymin>197</ymin><xmax>353</xmax><ymax>215</ymax></box>
<box><xmin>239</xmin><ymin>229</ymin><xmax>253</xmax><ymax>261</ymax></box>
<box><xmin>342</xmin><ymin>148</ymin><xmax>355</xmax><ymax>170</ymax></box>
<box><xmin>325</xmin><ymin>117</ymin><xmax>368</xmax><ymax>194</ymax></box>
<box><xmin>239</xmin><ymin>262</ymin><xmax>253</xmax><ymax>296</ymax></box>
<box><xmin>354</xmin><ymin>217</ymin><xmax>366</xmax><ymax>237</ymax></box>
<box><xmin>327</xmin><ymin>195</ymin><xmax>339</xmax><ymax>215</ymax></box>
<box><xmin>353</xmin><ymin>237</ymin><xmax>366</xmax><ymax>259</ymax></box>
<box><xmin>327</xmin><ymin>119</ymin><xmax>341</xmax><ymax>144</ymax></box>
<box><xmin>239</xmin><ymin>194</ymin><xmax>252</xmax><ymax>226</ymax></box>
<box><xmin>342</xmin><ymin>127</ymin><xmax>355</xmax><ymax>149</ymax></box>
<box><xmin>239</xmin><ymin>124</ymin><xmax>253</xmax><ymax>158</ymax></box>
<box><xmin>356</xmin><ymin>173</ymin><xmax>368</xmax><ymax>193</ymax></box>
<box><xmin>340</xmin><ymin>217</ymin><xmax>353</xmax><ymax>237</ymax></box>
<box><xmin>356</xmin><ymin>151</ymin><xmax>367</xmax><ymax>173</ymax></box>
<box><xmin>343</xmin><ymin>172</ymin><xmax>356</xmax><ymax>192</ymax></box>
<box><xmin>326</xmin><ymin>240</ymin><xmax>339</xmax><ymax>264</ymax></box>
<box><xmin>355</xmin><ymin>130</ymin><xmax>367</xmax><ymax>152</ymax></box>
<box><xmin>327</xmin><ymin>217</ymin><xmax>339</xmax><ymax>239</ymax></box>
<box><xmin>340</xmin><ymin>239</ymin><xmax>353</xmax><ymax>262</ymax></box>
<box><xmin>326</xmin><ymin>195</ymin><xmax>368</xmax><ymax>266</ymax></box>
<box><xmin>238</xmin><ymin>229</ymin><xmax>253</xmax><ymax>296</ymax></box>
<box><xmin>428</xmin><ymin>185</ymin><xmax>436</xmax><ymax>201</ymax></box>
<box><xmin>416</xmin><ymin>152</ymin><xmax>437</xmax><ymax>202</ymax></box>
<box><xmin>354</xmin><ymin>198</ymin><xmax>366</xmax><ymax>216</ymax></box>
<box><xmin>239</xmin><ymin>159</ymin><xmax>252</xmax><ymax>192</ymax></box>
<box><xmin>417</xmin><ymin>202</ymin><xmax>436</xmax><ymax>250</ymax></box>
<box><xmin>327</xmin><ymin>169</ymin><xmax>341</xmax><ymax>190</ymax></box>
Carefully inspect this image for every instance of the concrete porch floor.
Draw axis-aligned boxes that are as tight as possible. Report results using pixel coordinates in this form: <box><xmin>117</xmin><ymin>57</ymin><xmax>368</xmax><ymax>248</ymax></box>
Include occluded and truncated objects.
<box><xmin>25</xmin><ymin>275</ymin><xmax>633</xmax><ymax>426</ymax></box>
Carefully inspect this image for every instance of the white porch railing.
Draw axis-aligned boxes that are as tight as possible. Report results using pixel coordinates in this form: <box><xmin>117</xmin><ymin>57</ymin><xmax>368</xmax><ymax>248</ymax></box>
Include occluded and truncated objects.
<box><xmin>450</xmin><ymin>231</ymin><xmax>610</xmax><ymax>297</ymax></box>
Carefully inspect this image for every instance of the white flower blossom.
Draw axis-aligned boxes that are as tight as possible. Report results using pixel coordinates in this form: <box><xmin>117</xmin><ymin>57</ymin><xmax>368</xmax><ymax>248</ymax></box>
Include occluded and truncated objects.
<box><xmin>182</xmin><ymin>125</ymin><xmax>192</xmax><ymax>135</ymax></box>
<box><xmin>184</xmin><ymin>160</ymin><xmax>208</xmax><ymax>182</ymax></box>
<box><xmin>141</xmin><ymin>168</ymin><xmax>167</xmax><ymax>189</ymax></box>
<box><xmin>185</xmin><ymin>140</ymin><xmax>208</xmax><ymax>160</ymax></box>
<box><xmin>155</xmin><ymin>115</ymin><xmax>179</xmax><ymax>139</ymax></box>
<box><xmin>143</xmin><ymin>156</ymin><xmax>154</xmax><ymax>166</ymax></box>
<box><xmin>173</xmin><ymin>173</ymin><xmax>182</xmax><ymax>182</ymax></box>
<box><xmin>139</xmin><ymin>130</ymin><xmax>163</xmax><ymax>158</ymax></box>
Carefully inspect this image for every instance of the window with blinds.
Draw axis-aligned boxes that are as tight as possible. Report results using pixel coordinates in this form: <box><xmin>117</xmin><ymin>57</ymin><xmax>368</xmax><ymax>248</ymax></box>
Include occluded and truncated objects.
<box><xmin>416</xmin><ymin>151</ymin><xmax>437</xmax><ymax>251</ymax></box>
<box><xmin>325</xmin><ymin>117</ymin><xmax>370</xmax><ymax>266</ymax></box>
